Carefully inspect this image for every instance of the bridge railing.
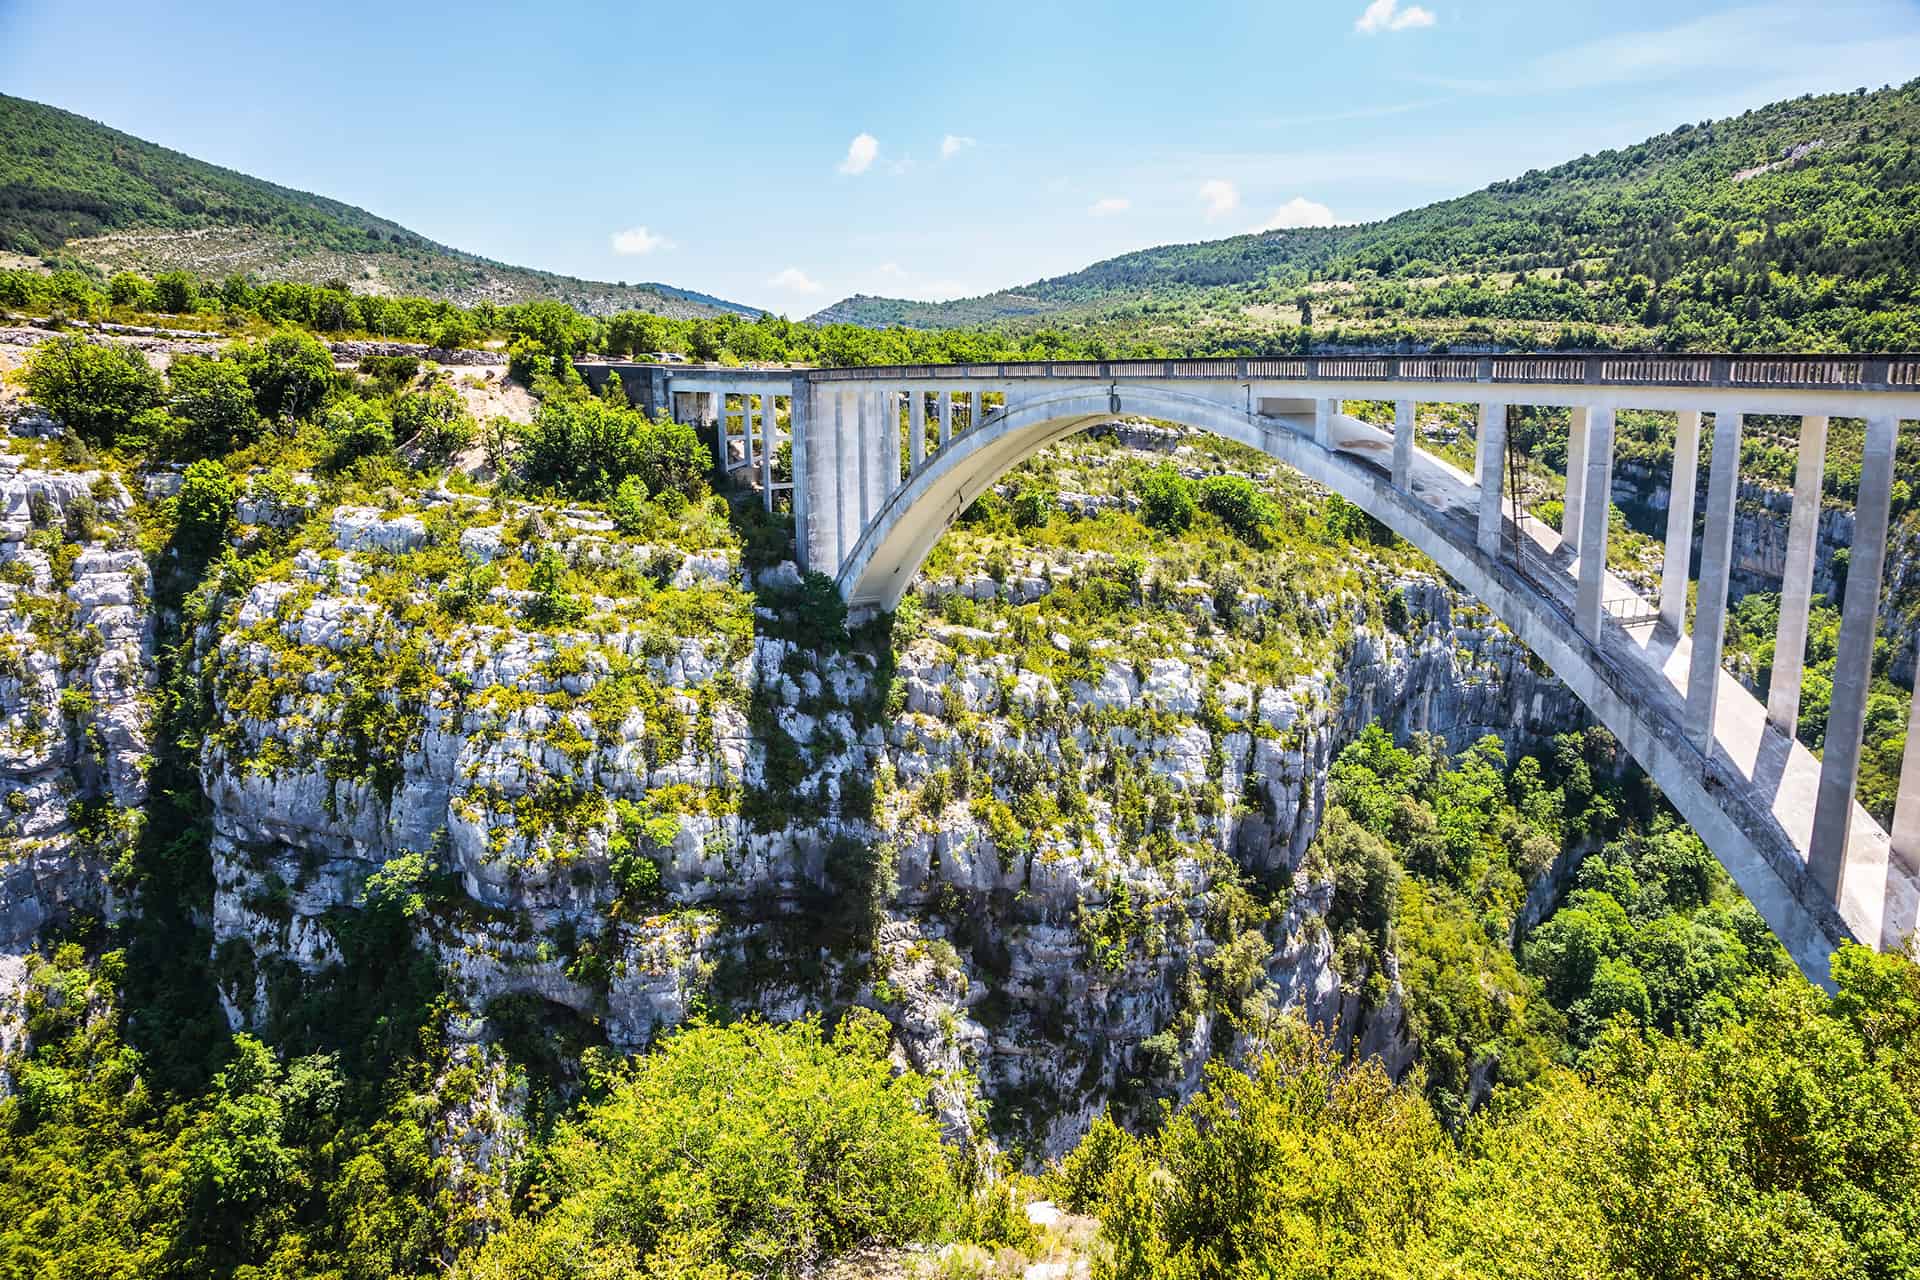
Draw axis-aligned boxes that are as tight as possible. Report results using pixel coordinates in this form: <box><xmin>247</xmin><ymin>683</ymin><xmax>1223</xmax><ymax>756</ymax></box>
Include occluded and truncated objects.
<box><xmin>805</xmin><ymin>352</ymin><xmax>1920</xmax><ymax>391</ymax></box>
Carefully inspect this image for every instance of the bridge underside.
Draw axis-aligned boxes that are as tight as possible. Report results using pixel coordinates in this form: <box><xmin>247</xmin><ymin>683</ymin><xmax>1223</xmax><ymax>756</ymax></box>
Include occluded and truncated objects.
<box><xmin>825</xmin><ymin>380</ymin><xmax>1919</xmax><ymax>985</ymax></box>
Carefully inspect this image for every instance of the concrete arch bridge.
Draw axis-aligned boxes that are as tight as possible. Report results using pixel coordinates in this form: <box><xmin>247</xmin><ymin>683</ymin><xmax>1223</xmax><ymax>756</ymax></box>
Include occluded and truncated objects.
<box><xmin>580</xmin><ymin>353</ymin><xmax>1920</xmax><ymax>984</ymax></box>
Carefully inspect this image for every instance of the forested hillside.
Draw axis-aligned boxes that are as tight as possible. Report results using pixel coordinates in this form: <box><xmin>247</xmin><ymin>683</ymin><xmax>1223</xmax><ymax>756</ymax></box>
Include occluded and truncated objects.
<box><xmin>0</xmin><ymin>95</ymin><xmax>754</xmax><ymax>319</ymax></box>
<box><xmin>818</xmin><ymin>80</ymin><xmax>1920</xmax><ymax>352</ymax></box>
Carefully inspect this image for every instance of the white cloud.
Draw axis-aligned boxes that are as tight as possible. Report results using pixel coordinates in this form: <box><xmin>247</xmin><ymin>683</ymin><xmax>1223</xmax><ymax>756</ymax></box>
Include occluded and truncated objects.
<box><xmin>1199</xmin><ymin>179</ymin><xmax>1240</xmax><ymax>220</ymax></box>
<box><xmin>767</xmin><ymin>267</ymin><xmax>823</xmax><ymax>294</ymax></box>
<box><xmin>1253</xmin><ymin>197</ymin><xmax>1338</xmax><ymax>231</ymax></box>
<box><xmin>940</xmin><ymin>134</ymin><xmax>976</xmax><ymax>159</ymax></box>
<box><xmin>1356</xmin><ymin>0</ymin><xmax>1436</xmax><ymax>33</ymax></box>
<box><xmin>838</xmin><ymin>132</ymin><xmax>879</xmax><ymax>175</ymax></box>
<box><xmin>609</xmin><ymin>226</ymin><xmax>671</xmax><ymax>255</ymax></box>
<box><xmin>1089</xmin><ymin>196</ymin><xmax>1131</xmax><ymax>217</ymax></box>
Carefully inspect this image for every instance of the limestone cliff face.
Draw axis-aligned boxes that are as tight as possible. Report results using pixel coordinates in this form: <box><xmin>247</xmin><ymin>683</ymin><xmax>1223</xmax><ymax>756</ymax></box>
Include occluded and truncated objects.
<box><xmin>0</xmin><ymin>454</ymin><xmax>149</xmax><ymax>951</ymax></box>
<box><xmin>191</xmin><ymin>435</ymin><xmax>1580</xmax><ymax>1156</ymax></box>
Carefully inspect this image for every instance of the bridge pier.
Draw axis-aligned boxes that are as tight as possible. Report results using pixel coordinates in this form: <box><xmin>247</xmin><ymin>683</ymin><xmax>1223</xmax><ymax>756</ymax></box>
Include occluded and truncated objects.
<box><xmin>1685</xmin><ymin>407</ymin><xmax>1744</xmax><ymax>754</ymax></box>
<box><xmin>1392</xmin><ymin>400</ymin><xmax>1414</xmax><ymax>490</ymax></box>
<box><xmin>1768</xmin><ymin>414</ymin><xmax>1828</xmax><ymax>738</ymax></box>
<box><xmin>1474</xmin><ymin>401</ymin><xmax>1506</xmax><ymax>557</ymax></box>
<box><xmin>1574</xmin><ymin>407</ymin><xmax>1615</xmax><ymax>640</ymax></box>
<box><xmin>1660</xmin><ymin>409</ymin><xmax>1702</xmax><ymax>632</ymax></box>
<box><xmin>1563</xmin><ymin>406</ymin><xmax>1590</xmax><ymax>555</ymax></box>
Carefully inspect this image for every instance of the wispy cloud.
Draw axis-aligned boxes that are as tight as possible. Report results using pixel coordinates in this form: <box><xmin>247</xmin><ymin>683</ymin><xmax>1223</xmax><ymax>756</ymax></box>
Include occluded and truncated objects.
<box><xmin>610</xmin><ymin>226</ymin><xmax>671</xmax><ymax>255</ymax></box>
<box><xmin>838</xmin><ymin>133</ymin><xmax>878</xmax><ymax>175</ymax></box>
<box><xmin>1089</xmin><ymin>196</ymin><xmax>1131</xmax><ymax>216</ymax></box>
<box><xmin>1199</xmin><ymin>178</ymin><xmax>1240</xmax><ymax>220</ymax></box>
<box><xmin>768</xmin><ymin>267</ymin><xmax>823</xmax><ymax>294</ymax></box>
<box><xmin>1356</xmin><ymin>0</ymin><xmax>1435</xmax><ymax>34</ymax></box>
<box><xmin>1253</xmin><ymin>197</ymin><xmax>1338</xmax><ymax>231</ymax></box>
<box><xmin>940</xmin><ymin>134</ymin><xmax>976</xmax><ymax>159</ymax></box>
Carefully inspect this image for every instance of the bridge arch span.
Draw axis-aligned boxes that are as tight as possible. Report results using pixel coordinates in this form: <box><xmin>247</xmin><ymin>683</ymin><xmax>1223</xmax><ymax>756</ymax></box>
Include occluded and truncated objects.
<box><xmin>835</xmin><ymin>381</ymin><xmax>1891</xmax><ymax>985</ymax></box>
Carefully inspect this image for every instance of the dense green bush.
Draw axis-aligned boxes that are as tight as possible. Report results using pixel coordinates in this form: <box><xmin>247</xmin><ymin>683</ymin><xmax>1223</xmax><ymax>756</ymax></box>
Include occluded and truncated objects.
<box><xmin>460</xmin><ymin>1014</ymin><xmax>952</xmax><ymax>1279</ymax></box>
<box><xmin>20</xmin><ymin>335</ymin><xmax>163</xmax><ymax>444</ymax></box>
<box><xmin>234</xmin><ymin>330</ymin><xmax>335</xmax><ymax>423</ymax></box>
<box><xmin>518</xmin><ymin>395</ymin><xmax>708</xmax><ymax>503</ymax></box>
<box><xmin>1194</xmin><ymin>474</ymin><xmax>1278</xmax><ymax>544</ymax></box>
<box><xmin>392</xmin><ymin>384</ymin><xmax>474</xmax><ymax>467</ymax></box>
<box><xmin>174</xmin><ymin>459</ymin><xmax>236</xmax><ymax>548</ymax></box>
<box><xmin>165</xmin><ymin>355</ymin><xmax>260</xmax><ymax>454</ymax></box>
<box><xmin>1136</xmin><ymin>463</ymin><xmax>1195</xmax><ymax>533</ymax></box>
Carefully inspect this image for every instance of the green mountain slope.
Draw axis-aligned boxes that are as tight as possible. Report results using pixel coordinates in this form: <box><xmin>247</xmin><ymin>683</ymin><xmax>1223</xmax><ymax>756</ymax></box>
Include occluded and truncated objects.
<box><xmin>814</xmin><ymin>80</ymin><xmax>1920</xmax><ymax>350</ymax></box>
<box><xmin>0</xmin><ymin>94</ymin><xmax>756</xmax><ymax>319</ymax></box>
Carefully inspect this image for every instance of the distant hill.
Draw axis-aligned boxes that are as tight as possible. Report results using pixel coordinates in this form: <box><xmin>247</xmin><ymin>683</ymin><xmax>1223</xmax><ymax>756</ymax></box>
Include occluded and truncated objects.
<box><xmin>813</xmin><ymin>80</ymin><xmax>1920</xmax><ymax>351</ymax></box>
<box><xmin>0</xmin><ymin>94</ymin><xmax>756</xmax><ymax>320</ymax></box>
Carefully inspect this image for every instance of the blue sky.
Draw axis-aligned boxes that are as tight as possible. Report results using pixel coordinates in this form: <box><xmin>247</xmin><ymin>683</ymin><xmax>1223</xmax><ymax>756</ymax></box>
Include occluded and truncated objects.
<box><xmin>4</xmin><ymin>0</ymin><xmax>1919</xmax><ymax>314</ymax></box>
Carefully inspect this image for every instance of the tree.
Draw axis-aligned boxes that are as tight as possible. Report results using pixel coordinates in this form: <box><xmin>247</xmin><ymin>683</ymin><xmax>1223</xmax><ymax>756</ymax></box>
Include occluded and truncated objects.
<box><xmin>166</xmin><ymin>355</ymin><xmax>260</xmax><ymax>454</ymax></box>
<box><xmin>175</xmin><ymin>458</ymin><xmax>236</xmax><ymax>548</ymax></box>
<box><xmin>460</xmin><ymin>1014</ymin><xmax>951</xmax><ymax>1279</ymax></box>
<box><xmin>152</xmin><ymin>270</ymin><xmax>200</xmax><ymax>314</ymax></box>
<box><xmin>234</xmin><ymin>330</ymin><xmax>335</xmax><ymax>423</ymax></box>
<box><xmin>19</xmin><ymin>335</ymin><xmax>163</xmax><ymax>445</ymax></box>
<box><xmin>392</xmin><ymin>385</ymin><xmax>474</xmax><ymax>467</ymax></box>
<box><xmin>1137</xmin><ymin>463</ymin><xmax>1195</xmax><ymax>533</ymax></box>
<box><xmin>1195</xmin><ymin>474</ymin><xmax>1278</xmax><ymax>544</ymax></box>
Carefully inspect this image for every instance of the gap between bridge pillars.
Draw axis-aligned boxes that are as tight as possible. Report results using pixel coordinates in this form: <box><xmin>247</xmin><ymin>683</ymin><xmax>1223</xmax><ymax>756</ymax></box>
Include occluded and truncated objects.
<box><xmin>1563</xmin><ymin>406</ymin><xmax>1590</xmax><ymax>555</ymax></box>
<box><xmin>1809</xmin><ymin>411</ymin><xmax>1902</xmax><ymax>901</ymax></box>
<box><xmin>1685</xmin><ymin>406</ymin><xmax>1745</xmax><ymax>756</ymax></box>
<box><xmin>909</xmin><ymin>390</ymin><xmax>925</xmax><ymax>472</ymax></box>
<box><xmin>1475</xmin><ymin>402</ymin><xmax>1507</xmax><ymax>558</ymax></box>
<box><xmin>759</xmin><ymin>394</ymin><xmax>776</xmax><ymax>512</ymax></box>
<box><xmin>1391</xmin><ymin>400</ymin><xmax>1414</xmax><ymax>490</ymax></box>
<box><xmin>1575</xmin><ymin>407</ymin><xmax>1616</xmax><ymax>640</ymax></box>
<box><xmin>1768</xmin><ymin>414</ymin><xmax>1828</xmax><ymax>738</ymax></box>
<box><xmin>1661</xmin><ymin>409</ymin><xmax>1703</xmax><ymax>632</ymax></box>
<box><xmin>939</xmin><ymin>392</ymin><xmax>953</xmax><ymax>448</ymax></box>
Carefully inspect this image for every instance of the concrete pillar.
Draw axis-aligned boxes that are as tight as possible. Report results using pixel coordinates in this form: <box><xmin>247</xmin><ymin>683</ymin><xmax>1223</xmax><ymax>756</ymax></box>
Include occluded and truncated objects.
<box><xmin>1767</xmin><ymin>414</ymin><xmax>1828</xmax><ymax>738</ymax></box>
<box><xmin>711</xmin><ymin>392</ymin><xmax>728</xmax><ymax>471</ymax></box>
<box><xmin>1475</xmin><ymin>402</ymin><xmax>1506</xmax><ymax>559</ymax></box>
<box><xmin>790</xmin><ymin>383</ymin><xmax>812</xmax><ymax>563</ymax></box>
<box><xmin>1809</xmin><ymin>412</ymin><xmax>1901</xmax><ymax>900</ymax></box>
<box><xmin>1684</xmin><ymin>407</ymin><xmax>1744</xmax><ymax>755</ymax></box>
<box><xmin>759</xmin><ymin>394</ymin><xmax>776</xmax><ymax>512</ymax></box>
<box><xmin>742</xmin><ymin>392</ymin><xmax>758</xmax><ymax>474</ymax></box>
<box><xmin>1892</xmin><ymin>693</ymin><xmax>1920</xmax><ymax>870</ymax></box>
<box><xmin>1562</xmin><ymin>406</ymin><xmax>1590</xmax><ymax>551</ymax></box>
<box><xmin>880</xmin><ymin>390</ymin><xmax>902</xmax><ymax>506</ymax></box>
<box><xmin>910</xmin><ymin>389</ymin><xmax>925</xmax><ymax>472</ymax></box>
<box><xmin>1660</xmin><ymin>410</ymin><xmax>1702</xmax><ymax>632</ymax></box>
<box><xmin>1391</xmin><ymin>400</ymin><xmax>1414</xmax><ymax>491</ymax></box>
<box><xmin>832</xmin><ymin>389</ymin><xmax>855</xmax><ymax>570</ymax></box>
<box><xmin>1313</xmin><ymin>398</ymin><xmax>1334</xmax><ymax>448</ymax></box>
<box><xmin>968</xmin><ymin>390</ymin><xmax>982</xmax><ymax>433</ymax></box>
<box><xmin>1575</xmin><ymin>407</ymin><xmax>1616</xmax><ymax>641</ymax></box>
<box><xmin>940</xmin><ymin>392</ymin><xmax>953</xmax><ymax>448</ymax></box>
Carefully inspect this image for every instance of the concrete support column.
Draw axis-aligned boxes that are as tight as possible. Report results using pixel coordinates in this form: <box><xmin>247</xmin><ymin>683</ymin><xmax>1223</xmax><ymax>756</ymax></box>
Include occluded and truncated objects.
<box><xmin>1575</xmin><ymin>407</ymin><xmax>1616</xmax><ymax>640</ymax></box>
<box><xmin>759</xmin><ymin>394</ymin><xmax>776</xmax><ymax>512</ymax></box>
<box><xmin>711</xmin><ymin>392</ymin><xmax>728</xmax><ymax>471</ymax></box>
<box><xmin>1475</xmin><ymin>402</ymin><xmax>1507</xmax><ymax>558</ymax></box>
<box><xmin>832</xmin><ymin>389</ymin><xmax>856</xmax><ymax>570</ymax></box>
<box><xmin>1809</xmin><ymin>412</ymin><xmax>1901</xmax><ymax>901</ymax></box>
<box><xmin>1391</xmin><ymin>400</ymin><xmax>1414</xmax><ymax>491</ymax></box>
<box><xmin>880</xmin><ymin>389</ymin><xmax>902</xmax><ymax>505</ymax></box>
<box><xmin>1660</xmin><ymin>410</ymin><xmax>1702</xmax><ymax>632</ymax></box>
<box><xmin>939</xmin><ymin>392</ymin><xmax>953</xmax><ymax>448</ymax></box>
<box><xmin>968</xmin><ymin>390</ymin><xmax>982</xmax><ymax>433</ymax></box>
<box><xmin>1684</xmin><ymin>407</ymin><xmax>1744</xmax><ymax>755</ymax></box>
<box><xmin>1563</xmin><ymin>406</ymin><xmax>1590</xmax><ymax>552</ymax></box>
<box><xmin>1767</xmin><ymin>414</ymin><xmax>1828</xmax><ymax>738</ymax></box>
<box><xmin>1314</xmin><ymin>398</ymin><xmax>1335</xmax><ymax>448</ymax></box>
<box><xmin>1892</xmin><ymin>694</ymin><xmax>1920</xmax><ymax>871</ymax></box>
<box><xmin>742</xmin><ymin>393</ymin><xmax>758</xmax><ymax>474</ymax></box>
<box><xmin>909</xmin><ymin>390</ymin><xmax>925</xmax><ymax>472</ymax></box>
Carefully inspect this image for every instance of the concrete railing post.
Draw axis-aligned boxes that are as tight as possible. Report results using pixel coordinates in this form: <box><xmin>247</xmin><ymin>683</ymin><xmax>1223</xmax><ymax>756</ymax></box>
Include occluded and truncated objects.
<box><xmin>1475</xmin><ymin>402</ymin><xmax>1507</xmax><ymax>558</ymax></box>
<box><xmin>1809</xmin><ymin>412</ymin><xmax>1901</xmax><ymax>901</ymax></box>
<box><xmin>1575</xmin><ymin>407</ymin><xmax>1616</xmax><ymax>640</ymax></box>
<box><xmin>1685</xmin><ymin>407</ymin><xmax>1744</xmax><ymax>755</ymax></box>
<box><xmin>1767</xmin><ymin>414</ymin><xmax>1828</xmax><ymax>738</ymax></box>
<box><xmin>909</xmin><ymin>389</ymin><xmax>925</xmax><ymax>473</ymax></box>
<box><xmin>1660</xmin><ymin>409</ymin><xmax>1702</xmax><ymax>632</ymax></box>
<box><xmin>940</xmin><ymin>391</ymin><xmax>954</xmax><ymax>449</ymax></box>
<box><xmin>1562</xmin><ymin>406</ymin><xmax>1590</xmax><ymax>552</ymax></box>
<box><xmin>1391</xmin><ymin>399</ymin><xmax>1414</xmax><ymax>491</ymax></box>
